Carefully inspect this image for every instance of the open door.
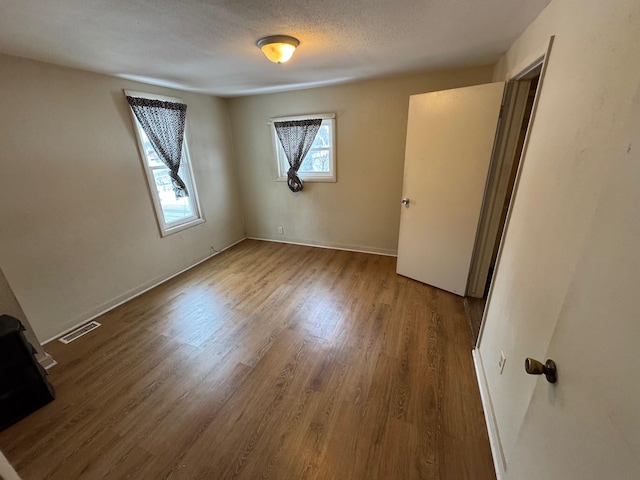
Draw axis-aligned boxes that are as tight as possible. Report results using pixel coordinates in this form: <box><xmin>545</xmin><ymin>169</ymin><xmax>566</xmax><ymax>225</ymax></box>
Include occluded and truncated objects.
<box><xmin>397</xmin><ymin>82</ymin><xmax>505</xmax><ymax>295</ymax></box>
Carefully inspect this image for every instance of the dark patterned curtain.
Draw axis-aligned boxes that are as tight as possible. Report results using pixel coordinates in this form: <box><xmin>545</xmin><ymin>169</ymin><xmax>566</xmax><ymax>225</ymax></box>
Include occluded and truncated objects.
<box><xmin>127</xmin><ymin>96</ymin><xmax>189</xmax><ymax>197</ymax></box>
<box><xmin>274</xmin><ymin>119</ymin><xmax>322</xmax><ymax>192</ymax></box>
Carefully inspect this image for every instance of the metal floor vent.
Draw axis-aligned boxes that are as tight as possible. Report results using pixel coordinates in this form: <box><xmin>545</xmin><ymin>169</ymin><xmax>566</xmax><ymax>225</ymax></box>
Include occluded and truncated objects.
<box><xmin>59</xmin><ymin>321</ymin><xmax>101</xmax><ymax>344</ymax></box>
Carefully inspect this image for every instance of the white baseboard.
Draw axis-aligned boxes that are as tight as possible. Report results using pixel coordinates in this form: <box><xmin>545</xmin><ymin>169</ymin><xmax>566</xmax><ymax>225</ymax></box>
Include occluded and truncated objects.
<box><xmin>37</xmin><ymin>353</ymin><xmax>58</xmax><ymax>370</ymax></box>
<box><xmin>246</xmin><ymin>236</ymin><xmax>397</xmax><ymax>257</ymax></box>
<box><xmin>472</xmin><ymin>348</ymin><xmax>506</xmax><ymax>480</ymax></box>
<box><xmin>43</xmin><ymin>237</ymin><xmax>246</xmax><ymax>345</ymax></box>
<box><xmin>0</xmin><ymin>450</ymin><xmax>22</xmax><ymax>480</ymax></box>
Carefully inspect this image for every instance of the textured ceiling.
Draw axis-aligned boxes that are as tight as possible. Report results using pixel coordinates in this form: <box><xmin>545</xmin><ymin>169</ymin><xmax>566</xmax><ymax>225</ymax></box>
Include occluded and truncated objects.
<box><xmin>0</xmin><ymin>0</ymin><xmax>551</xmax><ymax>97</ymax></box>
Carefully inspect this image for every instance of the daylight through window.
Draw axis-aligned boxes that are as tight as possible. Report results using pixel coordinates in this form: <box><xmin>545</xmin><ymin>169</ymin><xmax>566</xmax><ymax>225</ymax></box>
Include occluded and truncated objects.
<box><xmin>273</xmin><ymin>114</ymin><xmax>336</xmax><ymax>182</ymax></box>
<box><xmin>125</xmin><ymin>90</ymin><xmax>204</xmax><ymax>236</ymax></box>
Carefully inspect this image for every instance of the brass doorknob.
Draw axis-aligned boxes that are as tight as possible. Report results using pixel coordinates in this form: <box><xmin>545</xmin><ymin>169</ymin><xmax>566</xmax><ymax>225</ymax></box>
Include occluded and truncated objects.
<box><xmin>524</xmin><ymin>358</ymin><xmax>558</xmax><ymax>383</ymax></box>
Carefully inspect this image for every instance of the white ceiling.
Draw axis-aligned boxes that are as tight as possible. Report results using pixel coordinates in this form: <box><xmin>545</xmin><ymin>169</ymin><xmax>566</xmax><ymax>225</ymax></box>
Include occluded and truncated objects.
<box><xmin>0</xmin><ymin>0</ymin><xmax>551</xmax><ymax>97</ymax></box>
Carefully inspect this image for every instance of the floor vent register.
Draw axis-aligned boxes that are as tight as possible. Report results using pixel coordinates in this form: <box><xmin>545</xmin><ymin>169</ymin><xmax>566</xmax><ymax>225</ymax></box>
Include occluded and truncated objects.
<box><xmin>59</xmin><ymin>321</ymin><xmax>101</xmax><ymax>344</ymax></box>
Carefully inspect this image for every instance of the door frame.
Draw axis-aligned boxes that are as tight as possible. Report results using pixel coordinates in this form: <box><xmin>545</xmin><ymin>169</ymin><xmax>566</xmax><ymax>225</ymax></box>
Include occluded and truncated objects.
<box><xmin>466</xmin><ymin>80</ymin><xmax>532</xmax><ymax>298</ymax></box>
<box><xmin>472</xmin><ymin>36</ymin><xmax>555</xmax><ymax>480</ymax></box>
<box><xmin>476</xmin><ymin>36</ymin><xmax>555</xmax><ymax>350</ymax></box>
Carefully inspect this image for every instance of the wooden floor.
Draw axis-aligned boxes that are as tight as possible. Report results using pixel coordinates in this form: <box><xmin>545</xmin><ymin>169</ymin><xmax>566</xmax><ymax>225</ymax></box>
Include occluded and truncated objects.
<box><xmin>0</xmin><ymin>240</ymin><xmax>495</xmax><ymax>480</ymax></box>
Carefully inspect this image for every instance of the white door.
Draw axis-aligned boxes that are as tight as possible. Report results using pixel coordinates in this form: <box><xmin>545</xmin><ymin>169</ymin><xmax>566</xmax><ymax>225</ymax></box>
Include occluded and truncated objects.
<box><xmin>397</xmin><ymin>82</ymin><xmax>505</xmax><ymax>295</ymax></box>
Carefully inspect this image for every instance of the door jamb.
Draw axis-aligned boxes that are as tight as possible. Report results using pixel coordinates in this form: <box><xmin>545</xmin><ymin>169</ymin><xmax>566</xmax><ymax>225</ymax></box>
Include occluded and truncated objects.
<box><xmin>475</xmin><ymin>36</ymin><xmax>555</xmax><ymax>349</ymax></box>
<box><xmin>466</xmin><ymin>80</ymin><xmax>532</xmax><ymax>298</ymax></box>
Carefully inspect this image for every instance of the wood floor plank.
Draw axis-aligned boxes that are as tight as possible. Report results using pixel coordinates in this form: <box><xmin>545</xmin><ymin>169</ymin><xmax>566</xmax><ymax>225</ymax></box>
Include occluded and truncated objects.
<box><xmin>0</xmin><ymin>239</ymin><xmax>495</xmax><ymax>479</ymax></box>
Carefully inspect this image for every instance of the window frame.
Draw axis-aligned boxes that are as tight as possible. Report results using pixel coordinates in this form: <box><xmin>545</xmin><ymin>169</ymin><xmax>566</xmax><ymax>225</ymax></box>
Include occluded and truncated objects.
<box><xmin>125</xmin><ymin>90</ymin><xmax>204</xmax><ymax>237</ymax></box>
<box><xmin>271</xmin><ymin>113</ymin><xmax>336</xmax><ymax>183</ymax></box>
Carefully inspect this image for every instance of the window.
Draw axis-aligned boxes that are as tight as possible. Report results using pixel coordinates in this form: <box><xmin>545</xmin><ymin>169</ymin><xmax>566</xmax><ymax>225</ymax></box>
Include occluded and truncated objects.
<box><xmin>272</xmin><ymin>113</ymin><xmax>336</xmax><ymax>182</ymax></box>
<box><xmin>125</xmin><ymin>90</ymin><xmax>204</xmax><ymax>236</ymax></box>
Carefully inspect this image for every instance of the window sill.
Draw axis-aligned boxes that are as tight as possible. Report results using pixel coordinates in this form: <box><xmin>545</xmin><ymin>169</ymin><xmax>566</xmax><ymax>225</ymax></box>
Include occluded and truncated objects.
<box><xmin>276</xmin><ymin>177</ymin><xmax>336</xmax><ymax>183</ymax></box>
<box><xmin>160</xmin><ymin>217</ymin><xmax>205</xmax><ymax>237</ymax></box>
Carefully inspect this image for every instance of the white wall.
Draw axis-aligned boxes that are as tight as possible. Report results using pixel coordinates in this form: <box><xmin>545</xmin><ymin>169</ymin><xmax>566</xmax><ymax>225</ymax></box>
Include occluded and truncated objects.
<box><xmin>228</xmin><ymin>67</ymin><xmax>493</xmax><ymax>255</ymax></box>
<box><xmin>0</xmin><ymin>54</ymin><xmax>245</xmax><ymax>342</ymax></box>
<box><xmin>478</xmin><ymin>0</ymin><xmax>640</xmax><ymax>478</ymax></box>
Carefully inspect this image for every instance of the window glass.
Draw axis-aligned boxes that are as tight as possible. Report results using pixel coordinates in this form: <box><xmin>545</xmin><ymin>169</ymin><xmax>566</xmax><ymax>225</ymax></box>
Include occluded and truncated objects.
<box><xmin>273</xmin><ymin>116</ymin><xmax>336</xmax><ymax>182</ymax></box>
<box><xmin>138</xmin><ymin>128</ymin><xmax>196</xmax><ymax>224</ymax></box>
<box><xmin>126</xmin><ymin>90</ymin><xmax>204</xmax><ymax>236</ymax></box>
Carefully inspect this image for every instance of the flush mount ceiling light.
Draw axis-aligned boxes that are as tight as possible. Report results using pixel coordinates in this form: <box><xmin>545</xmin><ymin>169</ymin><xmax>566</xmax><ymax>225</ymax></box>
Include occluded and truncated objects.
<box><xmin>256</xmin><ymin>35</ymin><xmax>300</xmax><ymax>64</ymax></box>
